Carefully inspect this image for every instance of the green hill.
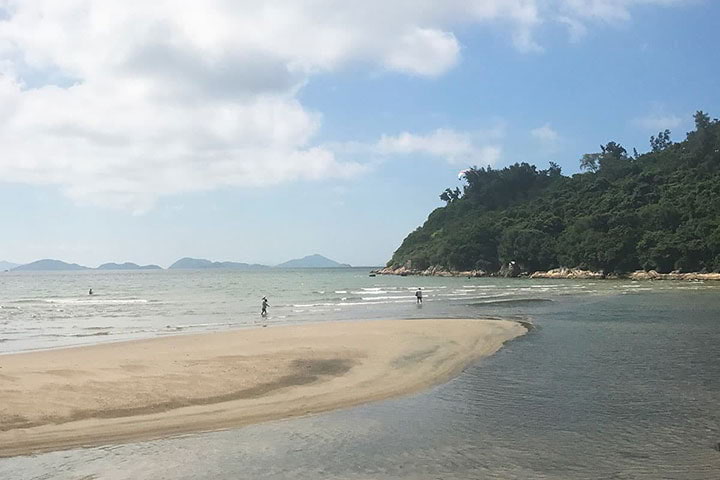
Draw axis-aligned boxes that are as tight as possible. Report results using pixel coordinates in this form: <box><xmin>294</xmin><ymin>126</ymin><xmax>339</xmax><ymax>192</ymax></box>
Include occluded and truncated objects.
<box><xmin>387</xmin><ymin>111</ymin><xmax>720</xmax><ymax>275</ymax></box>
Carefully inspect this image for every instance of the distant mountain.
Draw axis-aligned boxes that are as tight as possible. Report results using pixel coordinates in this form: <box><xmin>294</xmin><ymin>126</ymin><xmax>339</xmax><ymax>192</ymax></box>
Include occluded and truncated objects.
<box><xmin>97</xmin><ymin>262</ymin><xmax>162</xmax><ymax>270</ymax></box>
<box><xmin>13</xmin><ymin>259</ymin><xmax>89</xmax><ymax>271</ymax></box>
<box><xmin>0</xmin><ymin>260</ymin><xmax>19</xmax><ymax>271</ymax></box>
<box><xmin>168</xmin><ymin>257</ymin><xmax>269</xmax><ymax>270</ymax></box>
<box><xmin>275</xmin><ymin>254</ymin><xmax>351</xmax><ymax>268</ymax></box>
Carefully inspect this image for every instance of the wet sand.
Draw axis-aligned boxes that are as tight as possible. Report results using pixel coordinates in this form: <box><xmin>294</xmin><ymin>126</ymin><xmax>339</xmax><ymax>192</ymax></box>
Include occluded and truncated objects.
<box><xmin>0</xmin><ymin>318</ymin><xmax>525</xmax><ymax>457</ymax></box>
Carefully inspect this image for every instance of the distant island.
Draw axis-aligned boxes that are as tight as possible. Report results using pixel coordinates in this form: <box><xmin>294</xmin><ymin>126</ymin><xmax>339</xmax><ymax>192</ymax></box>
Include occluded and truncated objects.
<box><xmin>170</xmin><ymin>254</ymin><xmax>350</xmax><ymax>269</ymax></box>
<box><xmin>275</xmin><ymin>254</ymin><xmax>351</xmax><ymax>268</ymax></box>
<box><xmin>0</xmin><ymin>260</ymin><xmax>19</xmax><ymax>271</ymax></box>
<box><xmin>168</xmin><ymin>258</ymin><xmax>270</xmax><ymax>270</ymax></box>
<box><xmin>379</xmin><ymin>111</ymin><xmax>720</xmax><ymax>278</ymax></box>
<box><xmin>12</xmin><ymin>259</ymin><xmax>89</xmax><ymax>272</ymax></box>
<box><xmin>3</xmin><ymin>254</ymin><xmax>352</xmax><ymax>271</ymax></box>
<box><xmin>97</xmin><ymin>262</ymin><xmax>162</xmax><ymax>271</ymax></box>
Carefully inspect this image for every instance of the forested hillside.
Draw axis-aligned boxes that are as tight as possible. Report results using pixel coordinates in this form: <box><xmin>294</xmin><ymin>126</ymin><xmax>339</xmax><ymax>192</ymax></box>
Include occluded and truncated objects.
<box><xmin>388</xmin><ymin>112</ymin><xmax>720</xmax><ymax>274</ymax></box>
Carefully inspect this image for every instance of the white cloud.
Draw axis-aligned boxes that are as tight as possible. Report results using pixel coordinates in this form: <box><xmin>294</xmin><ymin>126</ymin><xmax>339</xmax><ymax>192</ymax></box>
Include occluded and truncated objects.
<box><xmin>557</xmin><ymin>16</ymin><xmax>588</xmax><ymax>42</ymax></box>
<box><xmin>633</xmin><ymin>113</ymin><xmax>683</xmax><ymax>131</ymax></box>
<box><xmin>0</xmin><ymin>0</ymin><xmax>696</xmax><ymax>210</ymax></box>
<box><xmin>531</xmin><ymin>124</ymin><xmax>560</xmax><ymax>143</ymax></box>
<box><xmin>383</xmin><ymin>28</ymin><xmax>460</xmax><ymax>77</ymax></box>
<box><xmin>377</xmin><ymin>129</ymin><xmax>501</xmax><ymax>166</ymax></box>
<box><xmin>558</xmin><ymin>0</ymin><xmax>690</xmax><ymax>23</ymax></box>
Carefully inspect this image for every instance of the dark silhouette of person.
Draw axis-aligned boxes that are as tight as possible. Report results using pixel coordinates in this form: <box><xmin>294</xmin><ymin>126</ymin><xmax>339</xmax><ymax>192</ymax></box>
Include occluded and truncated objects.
<box><xmin>415</xmin><ymin>288</ymin><xmax>423</xmax><ymax>304</ymax></box>
<box><xmin>261</xmin><ymin>296</ymin><xmax>269</xmax><ymax>316</ymax></box>
<box><xmin>89</xmin><ymin>288</ymin><xmax>93</xmax><ymax>295</ymax></box>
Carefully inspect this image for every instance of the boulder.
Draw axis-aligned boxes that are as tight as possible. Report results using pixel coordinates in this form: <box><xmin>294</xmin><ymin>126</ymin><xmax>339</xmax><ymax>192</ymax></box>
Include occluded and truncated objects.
<box><xmin>499</xmin><ymin>261</ymin><xmax>521</xmax><ymax>278</ymax></box>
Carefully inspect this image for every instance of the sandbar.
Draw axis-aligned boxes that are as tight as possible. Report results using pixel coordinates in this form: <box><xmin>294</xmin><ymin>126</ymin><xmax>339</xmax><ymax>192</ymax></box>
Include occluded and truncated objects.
<box><xmin>0</xmin><ymin>318</ymin><xmax>525</xmax><ymax>457</ymax></box>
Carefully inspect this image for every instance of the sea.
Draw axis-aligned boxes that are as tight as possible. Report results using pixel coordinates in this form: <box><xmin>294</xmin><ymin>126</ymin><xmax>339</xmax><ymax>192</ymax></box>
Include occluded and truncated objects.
<box><xmin>1</xmin><ymin>268</ymin><xmax>719</xmax><ymax>479</ymax></box>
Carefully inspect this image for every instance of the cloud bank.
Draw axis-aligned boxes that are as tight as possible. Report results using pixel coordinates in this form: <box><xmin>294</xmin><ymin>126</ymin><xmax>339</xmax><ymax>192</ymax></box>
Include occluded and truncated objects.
<box><xmin>0</xmin><ymin>0</ymin><xmax>694</xmax><ymax>210</ymax></box>
<box><xmin>531</xmin><ymin>124</ymin><xmax>560</xmax><ymax>143</ymax></box>
<box><xmin>377</xmin><ymin>129</ymin><xmax>502</xmax><ymax>166</ymax></box>
<box><xmin>633</xmin><ymin>112</ymin><xmax>684</xmax><ymax>131</ymax></box>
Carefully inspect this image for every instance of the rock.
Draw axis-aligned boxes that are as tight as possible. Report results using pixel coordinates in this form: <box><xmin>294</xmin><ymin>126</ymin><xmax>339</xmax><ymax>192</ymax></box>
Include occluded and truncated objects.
<box><xmin>499</xmin><ymin>261</ymin><xmax>521</xmax><ymax>278</ymax></box>
<box><xmin>629</xmin><ymin>270</ymin><xmax>660</xmax><ymax>280</ymax></box>
<box><xmin>627</xmin><ymin>270</ymin><xmax>720</xmax><ymax>281</ymax></box>
<box><xmin>531</xmin><ymin>268</ymin><xmax>604</xmax><ymax>279</ymax></box>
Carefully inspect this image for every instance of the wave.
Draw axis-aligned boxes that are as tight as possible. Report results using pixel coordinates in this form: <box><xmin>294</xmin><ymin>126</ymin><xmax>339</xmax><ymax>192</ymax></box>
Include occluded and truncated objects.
<box><xmin>470</xmin><ymin>298</ymin><xmax>553</xmax><ymax>307</ymax></box>
<box><xmin>173</xmin><ymin>321</ymin><xmax>233</xmax><ymax>329</ymax></box>
<box><xmin>360</xmin><ymin>295</ymin><xmax>413</xmax><ymax>301</ymax></box>
<box><xmin>72</xmin><ymin>331</ymin><xmax>111</xmax><ymax>337</ymax></box>
<box><xmin>293</xmin><ymin>303</ymin><xmax>337</xmax><ymax>308</ymax></box>
<box><xmin>26</xmin><ymin>331</ymin><xmax>112</xmax><ymax>338</ymax></box>
<box><xmin>42</xmin><ymin>298</ymin><xmax>149</xmax><ymax>305</ymax></box>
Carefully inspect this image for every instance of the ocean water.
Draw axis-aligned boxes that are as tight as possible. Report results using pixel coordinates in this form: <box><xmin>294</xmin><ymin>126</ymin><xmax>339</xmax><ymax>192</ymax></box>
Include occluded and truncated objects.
<box><xmin>0</xmin><ymin>268</ymin><xmax>627</xmax><ymax>353</ymax></box>
<box><xmin>1</xmin><ymin>269</ymin><xmax>719</xmax><ymax>478</ymax></box>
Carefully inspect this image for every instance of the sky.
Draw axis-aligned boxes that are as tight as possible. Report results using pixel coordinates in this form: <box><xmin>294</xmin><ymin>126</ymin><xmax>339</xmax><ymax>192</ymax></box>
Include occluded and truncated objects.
<box><xmin>0</xmin><ymin>0</ymin><xmax>718</xmax><ymax>267</ymax></box>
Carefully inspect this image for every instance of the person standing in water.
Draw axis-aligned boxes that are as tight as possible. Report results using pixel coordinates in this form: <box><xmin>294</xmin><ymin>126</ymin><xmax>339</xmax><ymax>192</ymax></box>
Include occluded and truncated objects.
<box><xmin>261</xmin><ymin>296</ymin><xmax>269</xmax><ymax>316</ymax></box>
<box><xmin>415</xmin><ymin>288</ymin><xmax>423</xmax><ymax>304</ymax></box>
<box><xmin>89</xmin><ymin>288</ymin><xmax>93</xmax><ymax>295</ymax></box>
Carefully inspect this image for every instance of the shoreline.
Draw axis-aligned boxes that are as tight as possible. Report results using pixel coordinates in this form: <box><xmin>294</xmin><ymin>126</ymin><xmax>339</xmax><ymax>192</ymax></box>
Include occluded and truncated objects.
<box><xmin>0</xmin><ymin>318</ymin><xmax>526</xmax><ymax>458</ymax></box>
<box><xmin>373</xmin><ymin>266</ymin><xmax>720</xmax><ymax>281</ymax></box>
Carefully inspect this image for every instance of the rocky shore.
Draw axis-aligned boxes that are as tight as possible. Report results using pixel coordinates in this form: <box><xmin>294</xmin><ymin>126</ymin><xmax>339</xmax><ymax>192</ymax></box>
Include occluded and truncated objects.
<box><xmin>373</xmin><ymin>265</ymin><xmax>487</xmax><ymax>278</ymax></box>
<box><xmin>626</xmin><ymin>270</ymin><xmax>720</xmax><ymax>281</ymax></box>
<box><xmin>373</xmin><ymin>264</ymin><xmax>720</xmax><ymax>281</ymax></box>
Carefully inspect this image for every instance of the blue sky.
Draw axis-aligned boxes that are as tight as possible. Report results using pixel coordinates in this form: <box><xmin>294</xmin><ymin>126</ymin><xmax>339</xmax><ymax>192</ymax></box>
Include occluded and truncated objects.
<box><xmin>0</xmin><ymin>1</ymin><xmax>718</xmax><ymax>267</ymax></box>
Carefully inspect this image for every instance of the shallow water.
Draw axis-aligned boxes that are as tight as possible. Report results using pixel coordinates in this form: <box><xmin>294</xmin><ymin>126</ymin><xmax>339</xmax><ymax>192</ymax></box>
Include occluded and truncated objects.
<box><xmin>0</xmin><ymin>268</ymin><xmax>704</xmax><ymax>353</ymax></box>
<box><xmin>1</xmin><ymin>270</ymin><xmax>719</xmax><ymax>478</ymax></box>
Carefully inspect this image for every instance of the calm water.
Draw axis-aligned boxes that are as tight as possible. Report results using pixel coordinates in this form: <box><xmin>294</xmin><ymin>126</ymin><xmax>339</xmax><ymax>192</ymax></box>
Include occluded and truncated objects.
<box><xmin>1</xmin><ymin>269</ymin><xmax>719</xmax><ymax>478</ymax></box>
<box><xmin>1</xmin><ymin>268</ymin><xmax>641</xmax><ymax>353</ymax></box>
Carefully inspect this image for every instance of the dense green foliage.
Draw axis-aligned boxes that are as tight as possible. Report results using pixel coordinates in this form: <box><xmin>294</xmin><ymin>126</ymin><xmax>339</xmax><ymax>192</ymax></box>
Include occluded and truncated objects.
<box><xmin>389</xmin><ymin>112</ymin><xmax>720</xmax><ymax>274</ymax></box>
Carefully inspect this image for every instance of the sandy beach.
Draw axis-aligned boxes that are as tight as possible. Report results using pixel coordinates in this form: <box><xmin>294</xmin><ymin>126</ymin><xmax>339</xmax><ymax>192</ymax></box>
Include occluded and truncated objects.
<box><xmin>0</xmin><ymin>318</ymin><xmax>525</xmax><ymax>457</ymax></box>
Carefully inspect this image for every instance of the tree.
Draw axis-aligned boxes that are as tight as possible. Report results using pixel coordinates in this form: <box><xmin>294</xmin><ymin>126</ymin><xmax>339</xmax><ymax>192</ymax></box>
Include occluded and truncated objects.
<box><xmin>601</xmin><ymin>142</ymin><xmax>627</xmax><ymax>158</ymax></box>
<box><xmin>547</xmin><ymin>161</ymin><xmax>562</xmax><ymax>177</ymax></box>
<box><xmin>580</xmin><ymin>142</ymin><xmax>630</xmax><ymax>178</ymax></box>
<box><xmin>650</xmin><ymin>129</ymin><xmax>672</xmax><ymax>152</ymax></box>
<box><xmin>580</xmin><ymin>153</ymin><xmax>601</xmax><ymax>172</ymax></box>
<box><xmin>498</xmin><ymin>228</ymin><xmax>557</xmax><ymax>272</ymax></box>
<box><xmin>694</xmin><ymin>111</ymin><xmax>711</xmax><ymax>131</ymax></box>
<box><xmin>388</xmin><ymin>111</ymin><xmax>720</xmax><ymax>275</ymax></box>
<box><xmin>439</xmin><ymin>187</ymin><xmax>461</xmax><ymax>204</ymax></box>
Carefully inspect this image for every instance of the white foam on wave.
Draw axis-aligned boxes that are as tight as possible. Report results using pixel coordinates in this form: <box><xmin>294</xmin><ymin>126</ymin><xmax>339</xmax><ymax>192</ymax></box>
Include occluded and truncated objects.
<box><xmin>361</xmin><ymin>295</ymin><xmax>410</xmax><ymax>301</ymax></box>
<box><xmin>293</xmin><ymin>303</ymin><xmax>336</xmax><ymax>308</ymax></box>
<box><xmin>43</xmin><ymin>298</ymin><xmax>149</xmax><ymax>305</ymax></box>
<box><xmin>338</xmin><ymin>299</ymin><xmax>414</xmax><ymax>306</ymax></box>
<box><xmin>174</xmin><ymin>321</ymin><xmax>231</xmax><ymax>329</ymax></box>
